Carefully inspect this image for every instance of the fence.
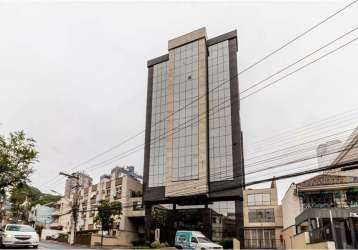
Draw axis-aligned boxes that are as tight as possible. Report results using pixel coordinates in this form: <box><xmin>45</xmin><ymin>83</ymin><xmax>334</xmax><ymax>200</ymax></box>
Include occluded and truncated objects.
<box><xmin>309</xmin><ymin>226</ymin><xmax>333</xmax><ymax>244</ymax></box>
<box><xmin>244</xmin><ymin>239</ymin><xmax>282</xmax><ymax>249</ymax></box>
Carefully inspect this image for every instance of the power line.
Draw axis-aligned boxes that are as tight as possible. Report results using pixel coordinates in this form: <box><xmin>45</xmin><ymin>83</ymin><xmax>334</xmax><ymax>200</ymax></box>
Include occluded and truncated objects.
<box><xmin>245</xmin><ymin>128</ymin><xmax>353</xmax><ymax>163</ymax></box>
<box><xmin>238</xmin><ymin>0</ymin><xmax>358</xmax><ymax>75</ymax></box>
<box><xmin>86</xmin><ymin>34</ymin><xmax>358</xmax><ymax>175</ymax></box>
<box><xmin>135</xmin><ymin>136</ymin><xmax>358</xmax><ymax>197</ymax></box>
<box><xmin>247</xmin><ymin>151</ymin><xmax>344</xmax><ymax>181</ymax></box>
<box><xmin>44</xmin><ymin>110</ymin><xmax>356</xmax><ymax>191</ymax></box>
<box><xmin>60</xmin><ymin>157</ymin><xmax>357</xmax><ymax>219</ymax></box>
<box><xmin>38</xmin><ymin>1</ymin><xmax>358</xmax><ymax>194</ymax></box>
<box><xmin>37</xmin><ymin>63</ymin><xmax>241</xmax><ymax>190</ymax></box>
<box><xmin>246</xmin><ymin>106</ymin><xmax>358</xmax><ymax>148</ymax></box>
<box><xmin>82</xmin><ymin>35</ymin><xmax>358</xmax><ymax>176</ymax></box>
<box><xmin>245</xmin><ymin>109</ymin><xmax>358</xmax><ymax>156</ymax></box>
<box><xmin>215</xmin><ymin>159</ymin><xmax>358</xmax><ymax>194</ymax></box>
<box><xmin>241</xmin><ymin>35</ymin><xmax>358</xmax><ymax>99</ymax></box>
<box><xmin>241</xmin><ymin>26</ymin><xmax>358</xmax><ymax>94</ymax></box>
<box><xmin>39</xmin><ymin>26</ymin><xmax>358</xmax><ymax>191</ymax></box>
<box><xmin>54</xmin><ymin>134</ymin><xmax>358</xmax><ymax>201</ymax></box>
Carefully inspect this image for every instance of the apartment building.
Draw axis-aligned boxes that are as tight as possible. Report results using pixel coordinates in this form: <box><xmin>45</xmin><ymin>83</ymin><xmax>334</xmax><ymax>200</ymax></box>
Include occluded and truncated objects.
<box><xmin>243</xmin><ymin>180</ymin><xmax>283</xmax><ymax>249</ymax></box>
<box><xmin>64</xmin><ymin>172</ymin><xmax>92</xmax><ymax>199</ymax></box>
<box><xmin>53</xmin><ymin>166</ymin><xmax>144</xmax><ymax>246</ymax></box>
<box><xmin>52</xmin><ymin>197</ymin><xmax>71</xmax><ymax>232</ymax></box>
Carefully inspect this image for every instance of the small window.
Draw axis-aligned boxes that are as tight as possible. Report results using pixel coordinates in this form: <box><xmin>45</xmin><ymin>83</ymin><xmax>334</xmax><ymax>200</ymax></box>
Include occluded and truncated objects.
<box><xmin>191</xmin><ymin>237</ymin><xmax>198</xmax><ymax>243</ymax></box>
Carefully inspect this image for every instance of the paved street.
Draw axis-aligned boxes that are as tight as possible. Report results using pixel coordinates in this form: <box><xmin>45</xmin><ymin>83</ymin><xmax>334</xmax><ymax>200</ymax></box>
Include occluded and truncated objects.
<box><xmin>39</xmin><ymin>240</ymin><xmax>94</xmax><ymax>249</ymax></box>
<box><xmin>38</xmin><ymin>240</ymin><xmax>176</xmax><ymax>249</ymax></box>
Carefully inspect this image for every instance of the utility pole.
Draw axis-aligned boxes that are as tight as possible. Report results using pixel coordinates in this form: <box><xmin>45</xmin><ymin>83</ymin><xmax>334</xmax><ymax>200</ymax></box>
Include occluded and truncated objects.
<box><xmin>59</xmin><ymin>172</ymin><xmax>80</xmax><ymax>246</ymax></box>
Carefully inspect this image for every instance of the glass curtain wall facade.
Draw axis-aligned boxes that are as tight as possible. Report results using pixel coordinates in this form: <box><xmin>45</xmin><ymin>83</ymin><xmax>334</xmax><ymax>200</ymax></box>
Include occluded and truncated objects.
<box><xmin>149</xmin><ymin>62</ymin><xmax>168</xmax><ymax>187</ymax></box>
<box><xmin>208</xmin><ymin>40</ymin><xmax>233</xmax><ymax>182</ymax></box>
<box><xmin>172</xmin><ymin>41</ymin><xmax>199</xmax><ymax>181</ymax></box>
<box><xmin>144</xmin><ymin>28</ymin><xmax>244</xmax><ymax>248</ymax></box>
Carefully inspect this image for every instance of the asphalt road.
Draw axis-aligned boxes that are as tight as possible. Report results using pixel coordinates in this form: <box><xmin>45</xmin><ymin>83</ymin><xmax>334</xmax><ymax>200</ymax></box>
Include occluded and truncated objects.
<box><xmin>38</xmin><ymin>240</ymin><xmax>95</xmax><ymax>249</ymax></box>
<box><xmin>36</xmin><ymin>241</ymin><xmax>177</xmax><ymax>249</ymax></box>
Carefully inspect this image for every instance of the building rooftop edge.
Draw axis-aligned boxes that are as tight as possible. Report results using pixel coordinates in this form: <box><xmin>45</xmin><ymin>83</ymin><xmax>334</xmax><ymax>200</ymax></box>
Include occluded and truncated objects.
<box><xmin>147</xmin><ymin>29</ymin><xmax>238</xmax><ymax>67</ymax></box>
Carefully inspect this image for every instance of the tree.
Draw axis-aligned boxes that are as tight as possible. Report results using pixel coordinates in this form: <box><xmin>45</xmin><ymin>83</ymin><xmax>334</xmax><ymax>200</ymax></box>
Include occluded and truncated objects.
<box><xmin>0</xmin><ymin>130</ymin><xmax>39</xmax><ymax>195</ymax></box>
<box><xmin>95</xmin><ymin>200</ymin><xmax>122</xmax><ymax>234</ymax></box>
<box><xmin>9</xmin><ymin>184</ymin><xmax>61</xmax><ymax>223</ymax></box>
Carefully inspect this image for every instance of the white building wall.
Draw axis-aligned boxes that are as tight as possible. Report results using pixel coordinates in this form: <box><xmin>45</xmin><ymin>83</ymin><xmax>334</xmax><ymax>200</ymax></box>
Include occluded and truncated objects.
<box><xmin>281</xmin><ymin>184</ymin><xmax>301</xmax><ymax>230</ymax></box>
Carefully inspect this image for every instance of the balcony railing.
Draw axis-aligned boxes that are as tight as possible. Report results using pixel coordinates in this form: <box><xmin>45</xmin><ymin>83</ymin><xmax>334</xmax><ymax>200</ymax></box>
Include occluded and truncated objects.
<box><xmin>113</xmin><ymin>193</ymin><xmax>121</xmax><ymax>200</ymax></box>
<box><xmin>115</xmin><ymin>178</ymin><xmax>122</xmax><ymax>186</ymax></box>
<box><xmin>133</xmin><ymin>203</ymin><xmax>144</xmax><ymax>210</ymax></box>
<box><xmin>309</xmin><ymin>226</ymin><xmax>333</xmax><ymax>244</ymax></box>
<box><xmin>244</xmin><ymin>239</ymin><xmax>281</xmax><ymax>249</ymax></box>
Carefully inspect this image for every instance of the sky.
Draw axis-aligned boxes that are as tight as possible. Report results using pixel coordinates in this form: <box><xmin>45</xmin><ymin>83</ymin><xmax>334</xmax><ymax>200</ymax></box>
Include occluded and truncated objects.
<box><xmin>0</xmin><ymin>0</ymin><xmax>357</xmax><ymax>201</ymax></box>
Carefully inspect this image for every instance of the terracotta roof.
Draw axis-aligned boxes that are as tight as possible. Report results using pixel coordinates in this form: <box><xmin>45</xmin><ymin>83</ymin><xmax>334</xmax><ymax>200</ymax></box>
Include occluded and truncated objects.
<box><xmin>297</xmin><ymin>174</ymin><xmax>358</xmax><ymax>188</ymax></box>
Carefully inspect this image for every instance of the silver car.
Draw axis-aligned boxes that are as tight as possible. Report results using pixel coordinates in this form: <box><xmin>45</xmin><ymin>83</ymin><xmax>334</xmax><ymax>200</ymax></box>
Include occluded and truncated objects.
<box><xmin>0</xmin><ymin>224</ymin><xmax>39</xmax><ymax>248</ymax></box>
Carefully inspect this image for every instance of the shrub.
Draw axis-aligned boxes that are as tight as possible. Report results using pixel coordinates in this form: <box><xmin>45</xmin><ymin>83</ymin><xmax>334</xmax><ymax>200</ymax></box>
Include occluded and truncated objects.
<box><xmin>218</xmin><ymin>239</ymin><xmax>233</xmax><ymax>249</ymax></box>
<box><xmin>150</xmin><ymin>240</ymin><xmax>161</xmax><ymax>248</ymax></box>
<box><xmin>131</xmin><ymin>239</ymin><xmax>146</xmax><ymax>246</ymax></box>
<box><xmin>160</xmin><ymin>242</ymin><xmax>169</xmax><ymax>248</ymax></box>
<box><xmin>57</xmin><ymin>233</ymin><xmax>68</xmax><ymax>243</ymax></box>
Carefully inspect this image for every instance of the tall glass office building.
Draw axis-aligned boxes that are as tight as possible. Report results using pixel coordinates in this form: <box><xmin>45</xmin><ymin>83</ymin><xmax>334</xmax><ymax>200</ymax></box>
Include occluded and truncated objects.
<box><xmin>143</xmin><ymin>28</ymin><xmax>245</xmax><ymax>247</ymax></box>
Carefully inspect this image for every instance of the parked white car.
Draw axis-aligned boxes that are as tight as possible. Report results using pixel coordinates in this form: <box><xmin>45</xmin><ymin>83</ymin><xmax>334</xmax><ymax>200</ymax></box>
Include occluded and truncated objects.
<box><xmin>0</xmin><ymin>224</ymin><xmax>39</xmax><ymax>248</ymax></box>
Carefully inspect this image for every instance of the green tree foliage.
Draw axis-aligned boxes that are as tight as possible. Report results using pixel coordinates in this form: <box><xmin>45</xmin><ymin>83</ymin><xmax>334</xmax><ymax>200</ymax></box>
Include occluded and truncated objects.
<box><xmin>10</xmin><ymin>184</ymin><xmax>61</xmax><ymax>207</ymax></box>
<box><xmin>95</xmin><ymin>200</ymin><xmax>122</xmax><ymax>233</ymax></box>
<box><xmin>0</xmin><ymin>130</ymin><xmax>39</xmax><ymax>195</ymax></box>
<box><xmin>10</xmin><ymin>184</ymin><xmax>61</xmax><ymax>222</ymax></box>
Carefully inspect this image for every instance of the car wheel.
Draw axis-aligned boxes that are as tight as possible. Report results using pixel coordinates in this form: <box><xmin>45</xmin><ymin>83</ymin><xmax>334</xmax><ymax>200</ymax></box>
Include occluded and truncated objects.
<box><xmin>33</xmin><ymin>246</ymin><xmax>38</xmax><ymax>249</ymax></box>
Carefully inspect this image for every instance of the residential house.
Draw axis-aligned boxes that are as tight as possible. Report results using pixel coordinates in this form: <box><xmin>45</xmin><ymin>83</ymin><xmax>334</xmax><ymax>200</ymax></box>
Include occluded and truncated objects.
<box><xmin>281</xmin><ymin>175</ymin><xmax>358</xmax><ymax>249</ymax></box>
<box><xmin>243</xmin><ymin>180</ymin><xmax>283</xmax><ymax>249</ymax></box>
<box><xmin>28</xmin><ymin>204</ymin><xmax>55</xmax><ymax>227</ymax></box>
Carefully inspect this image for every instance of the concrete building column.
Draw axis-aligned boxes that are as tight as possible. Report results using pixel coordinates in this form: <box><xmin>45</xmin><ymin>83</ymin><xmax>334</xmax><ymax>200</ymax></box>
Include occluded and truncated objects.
<box><xmin>349</xmin><ymin>217</ymin><xmax>357</xmax><ymax>248</ymax></box>
<box><xmin>144</xmin><ymin>204</ymin><xmax>152</xmax><ymax>243</ymax></box>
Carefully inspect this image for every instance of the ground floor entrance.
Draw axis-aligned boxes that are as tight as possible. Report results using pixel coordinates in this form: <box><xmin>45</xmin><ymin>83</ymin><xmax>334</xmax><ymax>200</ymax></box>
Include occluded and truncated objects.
<box><xmin>144</xmin><ymin>200</ymin><xmax>243</xmax><ymax>248</ymax></box>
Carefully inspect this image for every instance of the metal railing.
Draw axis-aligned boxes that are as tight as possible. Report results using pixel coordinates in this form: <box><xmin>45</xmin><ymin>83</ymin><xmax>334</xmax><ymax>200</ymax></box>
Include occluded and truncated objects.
<box><xmin>309</xmin><ymin>226</ymin><xmax>333</xmax><ymax>244</ymax></box>
<box><xmin>244</xmin><ymin>239</ymin><xmax>282</xmax><ymax>249</ymax></box>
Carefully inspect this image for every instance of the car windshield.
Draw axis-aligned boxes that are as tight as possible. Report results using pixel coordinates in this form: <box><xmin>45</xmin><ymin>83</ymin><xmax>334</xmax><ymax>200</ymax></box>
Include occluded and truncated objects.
<box><xmin>6</xmin><ymin>225</ymin><xmax>35</xmax><ymax>232</ymax></box>
<box><xmin>197</xmin><ymin>237</ymin><xmax>213</xmax><ymax>243</ymax></box>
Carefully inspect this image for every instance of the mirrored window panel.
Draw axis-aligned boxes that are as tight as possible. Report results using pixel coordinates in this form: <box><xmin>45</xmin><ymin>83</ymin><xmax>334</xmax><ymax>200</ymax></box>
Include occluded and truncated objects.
<box><xmin>149</xmin><ymin>62</ymin><xmax>168</xmax><ymax>187</ymax></box>
<box><xmin>172</xmin><ymin>41</ymin><xmax>199</xmax><ymax>181</ymax></box>
<box><xmin>209</xmin><ymin>201</ymin><xmax>236</xmax><ymax>241</ymax></box>
<box><xmin>208</xmin><ymin>41</ymin><xmax>233</xmax><ymax>182</ymax></box>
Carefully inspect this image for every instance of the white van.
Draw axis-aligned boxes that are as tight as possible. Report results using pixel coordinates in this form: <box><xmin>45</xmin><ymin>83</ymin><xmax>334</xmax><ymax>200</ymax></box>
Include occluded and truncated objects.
<box><xmin>175</xmin><ymin>230</ymin><xmax>223</xmax><ymax>250</ymax></box>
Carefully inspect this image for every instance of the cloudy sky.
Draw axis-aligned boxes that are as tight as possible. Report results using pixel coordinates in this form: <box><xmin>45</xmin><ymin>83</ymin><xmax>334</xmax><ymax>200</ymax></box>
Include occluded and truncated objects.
<box><xmin>1</xmin><ymin>0</ymin><xmax>357</xmax><ymax>200</ymax></box>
